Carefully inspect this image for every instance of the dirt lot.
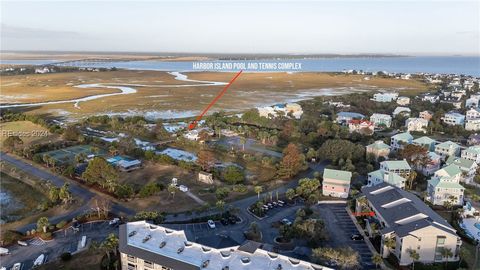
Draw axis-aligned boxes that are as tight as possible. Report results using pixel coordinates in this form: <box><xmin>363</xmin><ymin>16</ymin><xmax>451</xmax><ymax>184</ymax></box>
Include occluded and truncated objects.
<box><xmin>1</xmin><ymin>70</ymin><xmax>428</xmax><ymax>119</ymax></box>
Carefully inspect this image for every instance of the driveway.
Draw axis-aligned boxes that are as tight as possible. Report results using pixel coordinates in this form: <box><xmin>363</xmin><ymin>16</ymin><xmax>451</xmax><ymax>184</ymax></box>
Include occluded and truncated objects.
<box><xmin>313</xmin><ymin>203</ymin><xmax>374</xmax><ymax>269</ymax></box>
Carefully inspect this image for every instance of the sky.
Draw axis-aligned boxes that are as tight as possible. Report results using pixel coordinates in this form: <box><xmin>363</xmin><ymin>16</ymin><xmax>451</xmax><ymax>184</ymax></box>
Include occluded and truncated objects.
<box><xmin>1</xmin><ymin>0</ymin><xmax>479</xmax><ymax>56</ymax></box>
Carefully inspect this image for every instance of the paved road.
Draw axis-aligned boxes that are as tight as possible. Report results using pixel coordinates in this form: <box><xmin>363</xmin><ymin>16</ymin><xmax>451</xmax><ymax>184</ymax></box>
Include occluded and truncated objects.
<box><xmin>0</xmin><ymin>221</ymin><xmax>116</xmax><ymax>270</ymax></box>
<box><xmin>0</xmin><ymin>152</ymin><xmax>135</xmax><ymax>233</ymax></box>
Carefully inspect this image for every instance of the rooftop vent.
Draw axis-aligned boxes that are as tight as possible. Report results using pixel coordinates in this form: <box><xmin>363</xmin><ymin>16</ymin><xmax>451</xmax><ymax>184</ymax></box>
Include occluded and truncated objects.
<box><xmin>149</xmin><ymin>225</ymin><xmax>157</xmax><ymax>230</ymax></box>
<box><xmin>202</xmin><ymin>246</ymin><xmax>211</xmax><ymax>253</ymax></box>
<box><xmin>277</xmin><ymin>264</ymin><xmax>283</xmax><ymax>270</ymax></box>
<box><xmin>142</xmin><ymin>235</ymin><xmax>152</xmax><ymax>243</ymax></box>
<box><xmin>222</xmin><ymin>267</ymin><xmax>229</xmax><ymax>270</ymax></box>
<box><xmin>165</xmin><ymin>229</ymin><xmax>173</xmax><ymax>234</ymax></box>
<box><xmin>159</xmin><ymin>241</ymin><xmax>166</xmax><ymax>248</ymax></box>
<box><xmin>241</xmin><ymin>257</ymin><xmax>251</xmax><ymax>264</ymax></box>
<box><xmin>202</xmin><ymin>260</ymin><xmax>210</xmax><ymax>268</ymax></box>
<box><xmin>177</xmin><ymin>246</ymin><xmax>185</xmax><ymax>254</ymax></box>
<box><xmin>289</xmin><ymin>258</ymin><xmax>300</xmax><ymax>265</ymax></box>
<box><xmin>128</xmin><ymin>231</ymin><xmax>137</xmax><ymax>237</ymax></box>
<box><xmin>184</xmin><ymin>241</ymin><xmax>193</xmax><ymax>247</ymax></box>
<box><xmin>220</xmin><ymin>251</ymin><xmax>231</xmax><ymax>258</ymax></box>
<box><xmin>268</xmin><ymin>252</ymin><xmax>278</xmax><ymax>259</ymax></box>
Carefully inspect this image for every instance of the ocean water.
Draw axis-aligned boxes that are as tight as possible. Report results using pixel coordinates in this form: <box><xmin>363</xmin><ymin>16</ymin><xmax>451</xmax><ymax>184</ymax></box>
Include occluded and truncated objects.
<box><xmin>2</xmin><ymin>56</ymin><xmax>479</xmax><ymax>76</ymax></box>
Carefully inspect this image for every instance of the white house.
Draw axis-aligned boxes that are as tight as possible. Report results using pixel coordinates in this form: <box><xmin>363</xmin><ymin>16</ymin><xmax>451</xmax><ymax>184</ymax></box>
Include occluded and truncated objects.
<box><xmin>465</xmin><ymin>118</ymin><xmax>480</xmax><ymax>131</ymax></box>
<box><xmin>258</xmin><ymin>103</ymin><xmax>304</xmax><ymax>119</ymax></box>
<box><xmin>461</xmin><ymin>145</ymin><xmax>480</xmax><ymax>164</ymax></box>
<box><xmin>422</xmin><ymin>94</ymin><xmax>439</xmax><ymax>103</ymax></box>
<box><xmin>396</xmin><ymin>96</ymin><xmax>410</xmax><ymax>105</ymax></box>
<box><xmin>348</xmin><ymin>120</ymin><xmax>374</xmax><ymax>135</ymax></box>
<box><xmin>412</xmin><ymin>136</ymin><xmax>436</xmax><ymax>151</ymax></box>
<box><xmin>405</xmin><ymin>118</ymin><xmax>428</xmax><ymax>133</ymax></box>
<box><xmin>380</xmin><ymin>160</ymin><xmax>412</xmax><ymax>178</ymax></box>
<box><xmin>466</xmin><ymin>107</ymin><xmax>480</xmax><ymax>120</ymax></box>
<box><xmin>427</xmin><ymin>164</ymin><xmax>465</xmax><ymax>206</ymax></box>
<box><xmin>370</xmin><ymin>113</ymin><xmax>392</xmax><ymax>128</ymax></box>
<box><xmin>372</xmin><ymin>92</ymin><xmax>398</xmax><ymax>102</ymax></box>
<box><xmin>392</xmin><ymin>107</ymin><xmax>411</xmax><ymax>117</ymax></box>
<box><xmin>390</xmin><ymin>132</ymin><xmax>413</xmax><ymax>151</ymax></box>
<box><xmin>367</xmin><ymin>169</ymin><xmax>406</xmax><ymax>189</ymax></box>
<box><xmin>465</xmin><ymin>96</ymin><xmax>480</xmax><ymax>108</ymax></box>
<box><xmin>441</xmin><ymin>112</ymin><xmax>465</xmax><ymax>126</ymax></box>
<box><xmin>435</xmin><ymin>141</ymin><xmax>461</xmax><ymax>159</ymax></box>
<box><xmin>446</xmin><ymin>157</ymin><xmax>478</xmax><ymax>184</ymax></box>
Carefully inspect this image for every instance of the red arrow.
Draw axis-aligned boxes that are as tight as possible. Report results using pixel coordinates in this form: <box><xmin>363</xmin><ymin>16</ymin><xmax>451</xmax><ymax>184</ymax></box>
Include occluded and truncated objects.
<box><xmin>188</xmin><ymin>70</ymin><xmax>243</xmax><ymax>130</ymax></box>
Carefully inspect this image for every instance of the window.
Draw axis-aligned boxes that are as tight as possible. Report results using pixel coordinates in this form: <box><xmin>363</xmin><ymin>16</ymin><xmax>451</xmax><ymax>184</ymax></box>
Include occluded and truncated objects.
<box><xmin>144</xmin><ymin>260</ymin><xmax>154</xmax><ymax>269</ymax></box>
<box><xmin>437</xmin><ymin>237</ymin><xmax>446</xmax><ymax>245</ymax></box>
<box><xmin>127</xmin><ymin>263</ymin><xmax>136</xmax><ymax>270</ymax></box>
<box><xmin>127</xmin><ymin>255</ymin><xmax>136</xmax><ymax>263</ymax></box>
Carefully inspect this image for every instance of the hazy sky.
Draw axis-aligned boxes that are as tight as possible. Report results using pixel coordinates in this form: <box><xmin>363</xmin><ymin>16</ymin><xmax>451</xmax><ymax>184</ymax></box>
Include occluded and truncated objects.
<box><xmin>1</xmin><ymin>1</ymin><xmax>479</xmax><ymax>55</ymax></box>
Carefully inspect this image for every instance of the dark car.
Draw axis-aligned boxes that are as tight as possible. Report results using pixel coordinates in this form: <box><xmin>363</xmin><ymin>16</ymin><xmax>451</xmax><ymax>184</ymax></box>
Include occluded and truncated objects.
<box><xmin>351</xmin><ymin>234</ymin><xmax>364</xmax><ymax>240</ymax></box>
<box><xmin>221</xmin><ymin>219</ymin><xmax>229</xmax><ymax>226</ymax></box>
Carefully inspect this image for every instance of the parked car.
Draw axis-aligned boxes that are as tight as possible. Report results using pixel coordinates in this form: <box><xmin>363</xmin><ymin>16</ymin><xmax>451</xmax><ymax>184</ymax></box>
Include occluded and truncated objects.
<box><xmin>272</xmin><ymin>202</ymin><xmax>278</xmax><ymax>207</ymax></box>
<box><xmin>281</xmin><ymin>218</ymin><xmax>292</xmax><ymax>226</ymax></box>
<box><xmin>207</xmin><ymin>220</ymin><xmax>216</xmax><ymax>229</ymax></box>
<box><xmin>179</xmin><ymin>185</ymin><xmax>189</xmax><ymax>192</ymax></box>
<box><xmin>351</xmin><ymin>234</ymin><xmax>364</xmax><ymax>240</ymax></box>
<box><xmin>33</xmin><ymin>254</ymin><xmax>45</xmax><ymax>266</ymax></box>
<box><xmin>12</xmin><ymin>263</ymin><xmax>22</xmax><ymax>270</ymax></box>
<box><xmin>267</xmin><ymin>203</ymin><xmax>273</xmax><ymax>209</ymax></box>
<box><xmin>0</xmin><ymin>247</ymin><xmax>9</xmax><ymax>256</ymax></box>
<box><xmin>109</xmin><ymin>218</ymin><xmax>120</xmax><ymax>226</ymax></box>
<box><xmin>17</xmin><ymin>240</ymin><xmax>28</xmax><ymax>247</ymax></box>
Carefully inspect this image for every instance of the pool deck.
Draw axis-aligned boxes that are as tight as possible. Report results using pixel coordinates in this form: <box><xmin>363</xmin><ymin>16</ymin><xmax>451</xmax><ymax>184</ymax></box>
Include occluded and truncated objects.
<box><xmin>461</xmin><ymin>217</ymin><xmax>480</xmax><ymax>242</ymax></box>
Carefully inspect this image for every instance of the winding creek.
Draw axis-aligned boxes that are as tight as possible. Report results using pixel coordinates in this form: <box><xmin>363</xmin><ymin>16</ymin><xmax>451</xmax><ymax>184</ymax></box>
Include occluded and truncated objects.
<box><xmin>0</xmin><ymin>72</ymin><xmax>227</xmax><ymax>109</ymax></box>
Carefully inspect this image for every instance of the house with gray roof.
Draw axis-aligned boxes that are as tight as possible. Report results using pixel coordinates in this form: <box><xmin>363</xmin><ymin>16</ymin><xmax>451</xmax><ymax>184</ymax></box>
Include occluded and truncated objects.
<box><xmin>361</xmin><ymin>183</ymin><xmax>461</xmax><ymax>266</ymax></box>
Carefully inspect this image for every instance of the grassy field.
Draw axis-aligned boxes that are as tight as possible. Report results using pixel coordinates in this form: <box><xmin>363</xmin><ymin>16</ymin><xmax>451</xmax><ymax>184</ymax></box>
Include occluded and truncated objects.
<box><xmin>1</xmin><ymin>70</ymin><xmax>429</xmax><ymax>119</ymax></box>
<box><xmin>0</xmin><ymin>121</ymin><xmax>59</xmax><ymax>145</ymax></box>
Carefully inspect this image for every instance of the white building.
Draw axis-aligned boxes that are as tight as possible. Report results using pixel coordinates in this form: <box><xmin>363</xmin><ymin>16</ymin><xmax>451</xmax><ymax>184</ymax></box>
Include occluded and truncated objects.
<box><xmin>258</xmin><ymin>103</ymin><xmax>303</xmax><ymax>119</ymax></box>
<box><xmin>370</xmin><ymin>113</ymin><xmax>392</xmax><ymax>128</ymax></box>
<box><xmin>441</xmin><ymin>112</ymin><xmax>465</xmax><ymax>126</ymax></box>
<box><xmin>405</xmin><ymin>118</ymin><xmax>428</xmax><ymax>133</ymax></box>
<box><xmin>465</xmin><ymin>118</ymin><xmax>480</xmax><ymax>131</ymax></box>
<box><xmin>348</xmin><ymin>120</ymin><xmax>374</xmax><ymax>135</ymax></box>
<box><xmin>119</xmin><ymin>221</ymin><xmax>332</xmax><ymax>270</ymax></box>
<box><xmin>390</xmin><ymin>132</ymin><xmax>413</xmax><ymax>151</ymax></box>
<box><xmin>392</xmin><ymin>107</ymin><xmax>411</xmax><ymax>117</ymax></box>
<box><xmin>461</xmin><ymin>145</ymin><xmax>480</xmax><ymax>164</ymax></box>
<box><xmin>396</xmin><ymin>96</ymin><xmax>410</xmax><ymax>105</ymax></box>
<box><xmin>372</xmin><ymin>92</ymin><xmax>398</xmax><ymax>102</ymax></box>
<box><xmin>422</xmin><ymin>94</ymin><xmax>439</xmax><ymax>103</ymax></box>
<box><xmin>427</xmin><ymin>164</ymin><xmax>465</xmax><ymax>206</ymax></box>
<box><xmin>466</xmin><ymin>107</ymin><xmax>480</xmax><ymax>120</ymax></box>
<box><xmin>465</xmin><ymin>96</ymin><xmax>480</xmax><ymax>108</ymax></box>
<box><xmin>362</xmin><ymin>183</ymin><xmax>462</xmax><ymax>266</ymax></box>
<box><xmin>446</xmin><ymin>157</ymin><xmax>478</xmax><ymax>184</ymax></box>
<box><xmin>434</xmin><ymin>141</ymin><xmax>461</xmax><ymax>159</ymax></box>
<box><xmin>367</xmin><ymin>169</ymin><xmax>406</xmax><ymax>189</ymax></box>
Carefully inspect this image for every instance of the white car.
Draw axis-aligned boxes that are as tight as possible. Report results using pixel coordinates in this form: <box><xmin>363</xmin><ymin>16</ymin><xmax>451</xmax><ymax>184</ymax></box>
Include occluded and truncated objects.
<box><xmin>179</xmin><ymin>185</ymin><xmax>188</xmax><ymax>192</ymax></box>
<box><xmin>109</xmin><ymin>218</ymin><xmax>120</xmax><ymax>226</ymax></box>
<box><xmin>12</xmin><ymin>263</ymin><xmax>21</xmax><ymax>270</ymax></box>
<box><xmin>281</xmin><ymin>218</ymin><xmax>292</xmax><ymax>226</ymax></box>
<box><xmin>207</xmin><ymin>220</ymin><xmax>216</xmax><ymax>229</ymax></box>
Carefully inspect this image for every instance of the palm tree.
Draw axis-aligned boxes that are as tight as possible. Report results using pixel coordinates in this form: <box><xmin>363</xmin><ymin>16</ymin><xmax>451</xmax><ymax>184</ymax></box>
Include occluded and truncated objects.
<box><xmin>254</xmin><ymin>186</ymin><xmax>263</xmax><ymax>199</ymax></box>
<box><xmin>216</xmin><ymin>200</ymin><xmax>225</xmax><ymax>212</ymax></box>
<box><xmin>371</xmin><ymin>254</ymin><xmax>383</xmax><ymax>269</ymax></box>
<box><xmin>101</xmin><ymin>233</ymin><xmax>119</xmax><ymax>267</ymax></box>
<box><xmin>168</xmin><ymin>184</ymin><xmax>177</xmax><ymax>199</ymax></box>
<box><xmin>239</xmin><ymin>136</ymin><xmax>246</xmax><ymax>151</ymax></box>
<box><xmin>407</xmin><ymin>248</ymin><xmax>420</xmax><ymax>270</ymax></box>
<box><xmin>440</xmin><ymin>247</ymin><xmax>453</xmax><ymax>270</ymax></box>
<box><xmin>383</xmin><ymin>236</ymin><xmax>396</xmax><ymax>256</ymax></box>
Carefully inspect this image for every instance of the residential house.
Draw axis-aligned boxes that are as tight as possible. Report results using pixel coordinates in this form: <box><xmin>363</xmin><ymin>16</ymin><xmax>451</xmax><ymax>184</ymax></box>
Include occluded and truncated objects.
<box><xmin>412</xmin><ymin>136</ymin><xmax>436</xmax><ymax>151</ymax></box>
<box><xmin>322</xmin><ymin>169</ymin><xmax>352</xmax><ymax>198</ymax></box>
<box><xmin>405</xmin><ymin>118</ymin><xmax>428</xmax><ymax>133</ymax></box>
<box><xmin>461</xmin><ymin>145</ymin><xmax>480</xmax><ymax>163</ymax></box>
<box><xmin>466</xmin><ymin>107</ymin><xmax>480</xmax><ymax>120</ymax></box>
<box><xmin>258</xmin><ymin>103</ymin><xmax>303</xmax><ymax>119</ymax></box>
<box><xmin>372</xmin><ymin>92</ymin><xmax>398</xmax><ymax>102</ymax></box>
<box><xmin>467</xmin><ymin>134</ymin><xmax>480</xmax><ymax>145</ymax></box>
<box><xmin>390</xmin><ymin>132</ymin><xmax>413</xmax><ymax>151</ymax></box>
<box><xmin>367</xmin><ymin>169</ymin><xmax>406</xmax><ymax>189</ymax></box>
<box><xmin>419</xmin><ymin>110</ymin><xmax>434</xmax><ymax>121</ymax></box>
<box><xmin>370</xmin><ymin>113</ymin><xmax>392</xmax><ymax>128</ymax></box>
<box><xmin>465</xmin><ymin>96</ymin><xmax>480</xmax><ymax>108</ymax></box>
<box><xmin>119</xmin><ymin>221</ymin><xmax>332</xmax><ymax>270</ymax></box>
<box><xmin>380</xmin><ymin>160</ymin><xmax>412</xmax><ymax>178</ymax></box>
<box><xmin>421</xmin><ymin>152</ymin><xmax>442</xmax><ymax>176</ymax></box>
<box><xmin>427</xmin><ymin>164</ymin><xmax>465</xmax><ymax>206</ymax></box>
<box><xmin>446</xmin><ymin>157</ymin><xmax>478</xmax><ymax>184</ymax></box>
<box><xmin>361</xmin><ymin>183</ymin><xmax>461</xmax><ymax>266</ymax></box>
<box><xmin>198</xmin><ymin>172</ymin><xmax>214</xmax><ymax>184</ymax></box>
<box><xmin>348</xmin><ymin>120</ymin><xmax>374</xmax><ymax>135</ymax></box>
<box><xmin>441</xmin><ymin>111</ymin><xmax>465</xmax><ymax>126</ymax></box>
<box><xmin>396</xmin><ymin>96</ymin><xmax>410</xmax><ymax>105</ymax></box>
<box><xmin>366</xmin><ymin>141</ymin><xmax>391</xmax><ymax>160</ymax></box>
<box><xmin>465</xmin><ymin>118</ymin><xmax>480</xmax><ymax>131</ymax></box>
<box><xmin>336</xmin><ymin>112</ymin><xmax>365</xmax><ymax>124</ymax></box>
<box><xmin>392</xmin><ymin>107</ymin><xmax>411</xmax><ymax>117</ymax></box>
<box><xmin>422</xmin><ymin>94</ymin><xmax>439</xmax><ymax>103</ymax></box>
<box><xmin>435</xmin><ymin>141</ymin><xmax>461</xmax><ymax>159</ymax></box>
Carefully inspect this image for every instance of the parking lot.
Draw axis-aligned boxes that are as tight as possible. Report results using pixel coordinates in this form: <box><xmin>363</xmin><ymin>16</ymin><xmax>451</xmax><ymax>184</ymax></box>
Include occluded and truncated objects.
<box><xmin>315</xmin><ymin>203</ymin><xmax>374</xmax><ymax>269</ymax></box>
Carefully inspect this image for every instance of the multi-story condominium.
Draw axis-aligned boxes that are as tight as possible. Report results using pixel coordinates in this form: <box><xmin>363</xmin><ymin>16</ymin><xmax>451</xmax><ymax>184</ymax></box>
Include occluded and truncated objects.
<box><xmin>380</xmin><ymin>160</ymin><xmax>412</xmax><ymax>178</ymax></box>
<box><xmin>392</xmin><ymin>106</ymin><xmax>411</xmax><ymax>117</ymax></box>
<box><xmin>336</xmin><ymin>111</ymin><xmax>365</xmax><ymax>124</ymax></box>
<box><xmin>119</xmin><ymin>221</ymin><xmax>332</xmax><ymax>270</ymax></box>
<box><xmin>421</xmin><ymin>152</ymin><xmax>442</xmax><ymax>176</ymax></box>
<box><xmin>367</xmin><ymin>169</ymin><xmax>406</xmax><ymax>189</ymax></box>
<box><xmin>396</xmin><ymin>96</ymin><xmax>410</xmax><ymax>105</ymax></box>
<box><xmin>465</xmin><ymin>118</ymin><xmax>480</xmax><ymax>131</ymax></box>
<box><xmin>466</xmin><ymin>107</ymin><xmax>480</xmax><ymax>119</ymax></box>
<box><xmin>366</xmin><ymin>140</ymin><xmax>391</xmax><ymax>160</ymax></box>
<box><xmin>322</xmin><ymin>169</ymin><xmax>352</xmax><ymax>198</ymax></box>
<box><xmin>446</xmin><ymin>157</ymin><xmax>478</xmax><ymax>184</ymax></box>
<box><xmin>465</xmin><ymin>96</ymin><xmax>480</xmax><ymax>108</ymax></box>
<box><xmin>348</xmin><ymin>120</ymin><xmax>374</xmax><ymax>135</ymax></box>
<box><xmin>461</xmin><ymin>145</ymin><xmax>480</xmax><ymax>163</ymax></box>
<box><xmin>434</xmin><ymin>141</ymin><xmax>461</xmax><ymax>159</ymax></box>
<box><xmin>441</xmin><ymin>112</ymin><xmax>465</xmax><ymax>126</ymax></box>
<box><xmin>370</xmin><ymin>113</ymin><xmax>392</xmax><ymax>128</ymax></box>
<box><xmin>372</xmin><ymin>92</ymin><xmax>398</xmax><ymax>102</ymax></box>
<box><xmin>412</xmin><ymin>136</ymin><xmax>436</xmax><ymax>151</ymax></box>
<box><xmin>427</xmin><ymin>164</ymin><xmax>465</xmax><ymax>206</ymax></box>
<box><xmin>419</xmin><ymin>110</ymin><xmax>434</xmax><ymax>121</ymax></box>
<box><xmin>361</xmin><ymin>183</ymin><xmax>462</xmax><ymax>266</ymax></box>
<box><xmin>390</xmin><ymin>132</ymin><xmax>413</xmax><ymax>151</ymax></box>
<box><xmin>405</xmin><ymin>118</ymin><xmax>428</xmax><ymax>133</ymax></box>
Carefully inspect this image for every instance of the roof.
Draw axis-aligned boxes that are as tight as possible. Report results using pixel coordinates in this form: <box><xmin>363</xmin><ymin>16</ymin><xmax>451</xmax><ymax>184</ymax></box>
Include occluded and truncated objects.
<box><xmin>446</xmin><ymin>157</ymin><xmax>476</xmax><ymax>169</ymax></box>
<box><xmin>323</xmin><ymin>168</ymin><xmax>352</xmax><ymax>182</ymax></box>
<box><xmin>436</xmin><ymin>140</ymin><xmax>460</xmax><ymax>149</ymax></box>
<box><xmin>337</xmin><ymin>112</ymin><xmax>365</xmax><ymax>119</ymax></box>
<box><xmin>465</xmin><ymin>145</ymin><xmax>480</xmax><ymax>155</ymax></box>
<box><xmin>381</xmin><ymin>160</ymin><xmax>411</xmax><ymax>170</ymax></box>
<box><xmin>119</xmin><ymin>221</ymin><xmax>332</xmax><ymax>270</ymax></box>
<box><xmin>445</xmin><ymin>111</ymin><xmax>465</xmax><ymax>118</ymax></box>
<box><xmin>392</xmin><ymin>132</ymin><xmax>413</xmax><ymax>142</ymax></box>
<box><xmin>428</xmin><ymin>178</ymin><xmax>465</xmax><ymax>189</ymax></box>
<box><xmin>370</xmin><ymin>113</ymin><xmax>392</xmax><ymax>119</ymax></box>
<box><xmin>362</xmin><ymin>183</ymin><xmax>457</xmax><ymax>238</ymax></box>
<box><xmin>413</xmin><ymin>136</ymin><xmax>436</xmax><ymax>145</ymax></box>
<box><xmin>435</xmin><ymin>164</ymin><xmax>462</xmax><ymax>178</ymax></box>
<box><xmin>367</xmin><ymin>141</ymin><xmax>390</xmax><ymax>150</ymax></box>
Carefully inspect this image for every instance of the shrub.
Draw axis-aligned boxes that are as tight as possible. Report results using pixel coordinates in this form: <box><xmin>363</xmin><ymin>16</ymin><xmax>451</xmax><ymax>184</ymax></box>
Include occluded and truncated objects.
<box><xmin>39</xmin><ymin>232</ymin><xmax>52</xmax><ymax>240</ymax></box>
<box><xmin>56</xmin><ymin>220</ymin><xmax>67</xmax><ymax>229</ymax></box>
<box><xmin>60</xmin><ymin>252</ymin><xmax>72</xmax><ymax>261</ymax></box>
<box><xmin>233</xmin><ymin>184</ymin><xmax>248</xmax><ymax>193</ymax></box>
